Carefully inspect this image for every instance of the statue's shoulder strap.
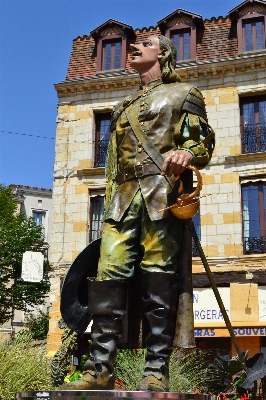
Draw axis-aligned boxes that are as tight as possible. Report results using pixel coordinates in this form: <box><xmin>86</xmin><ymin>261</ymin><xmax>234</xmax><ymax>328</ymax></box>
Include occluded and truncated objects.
<box><xmin>182</xmin><ymin>87</ymin><xmax>207</xmax><ymax>120</ymax></box>
<box><xmin>124</xmin><ymin>104</ymin><xmax>176</xmax><ymax>194</ymax></box>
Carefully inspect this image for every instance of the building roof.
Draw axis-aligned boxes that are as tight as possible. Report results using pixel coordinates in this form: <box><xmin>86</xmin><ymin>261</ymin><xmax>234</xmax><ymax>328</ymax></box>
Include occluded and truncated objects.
<box><xmin>10</xmin><ymin>184</ymin><xmax>52</xmax><ymax>192</ymax></box>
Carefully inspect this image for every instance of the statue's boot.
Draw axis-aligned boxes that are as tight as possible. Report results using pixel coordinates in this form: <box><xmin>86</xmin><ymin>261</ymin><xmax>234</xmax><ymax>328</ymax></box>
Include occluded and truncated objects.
<box><xmin>137</xmin><ymin>272</ymin><xmax>178</xmax><ymax>392</ymax></box>
<box><xmin>60</xmin><ymin>279</ymin><xmax>127</xmax><ymax>390</ymax></box>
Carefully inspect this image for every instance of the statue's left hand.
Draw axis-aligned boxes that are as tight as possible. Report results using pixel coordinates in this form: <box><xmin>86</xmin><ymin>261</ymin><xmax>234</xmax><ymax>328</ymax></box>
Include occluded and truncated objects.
<box><xmin>161</xmin><ymin>150</ymin><xmax>193</xmax><ymax>177</ymax></box>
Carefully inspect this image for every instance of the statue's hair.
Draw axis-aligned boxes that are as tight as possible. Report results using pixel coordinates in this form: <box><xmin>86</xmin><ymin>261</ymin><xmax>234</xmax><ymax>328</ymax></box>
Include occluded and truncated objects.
<box><xmin>157</xmin><ymin>35</ymin><xmax>181</xmax><ymax>83</ymax></box>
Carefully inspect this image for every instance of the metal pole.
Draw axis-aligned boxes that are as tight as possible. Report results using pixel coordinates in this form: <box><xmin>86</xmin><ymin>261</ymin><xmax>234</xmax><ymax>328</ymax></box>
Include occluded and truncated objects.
<box><xmin>186</xmin><ymin>218</ymin><xmax>246</xmax><ymax>370</ymax></box>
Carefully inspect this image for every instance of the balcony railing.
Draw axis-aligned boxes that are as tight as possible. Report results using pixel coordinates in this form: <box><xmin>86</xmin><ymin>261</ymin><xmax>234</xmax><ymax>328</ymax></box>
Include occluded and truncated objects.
<box><xmin>241</xmin><ymin>123</ymin><xmax>266</xmax><ymax>154</ymax></box>
<box><xmin>95</xmin><ymin>139</ymin><xmax>109</xmax><ymax>167</ymax></box>
<box><xmin>192</xmin><ymin>240</ymin><xmax>199</xmax><ymax>257</ymax></box>
<box><xmin>243</xmin><ymin>236</ymin><xmax>266</xmax><ymax>254</ymax></box>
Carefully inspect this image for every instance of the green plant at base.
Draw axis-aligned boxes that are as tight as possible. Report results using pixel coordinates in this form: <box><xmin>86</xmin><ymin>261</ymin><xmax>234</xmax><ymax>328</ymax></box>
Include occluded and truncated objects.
<box><xmin>64</xmin><ymin>369</ymin><xmax>83</xmax><ymax>383</ymax></box>
<box><xmin>169</xmin><ymin>348</ymin><xmax>208</xmax><ymax>393</ymax></box>
<box><xmin>114</xmin><ymin>347</ymin><xmax>208</xmax><ymax>392</ymax></box>
<box><xmin>25</xmin><ymin>309</ymin><xmax>50</xmax><ymax>340</ymax></box>
<box><xmin>0</xmin><ymin>332</ymin><xmax>52</xmax><ymax>400</ymax></box>
<box><xmin>114</xmin><ymin>349</ymin><xmax>146</xmax><ymax>390</ymax></box>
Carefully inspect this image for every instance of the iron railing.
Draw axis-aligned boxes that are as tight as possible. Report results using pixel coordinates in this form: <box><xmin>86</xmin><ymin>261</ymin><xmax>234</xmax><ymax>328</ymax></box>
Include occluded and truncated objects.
<box><xmin>243</xmin><ymin>236</ymin><xmax>266</xmax><ymax>254</ymax></box>
<box><xmin>192</xmin><ymin>240</ymin><xmax>199</xmax><ymax>257</ymax></box>
<box><xmin>241</xmin><ymin>123</ymin><xmax>266</xmax><ymax>154</ymax></box>
<box><xmin>95</xmin><ymin>139</ymin><xmax>109</xmax><ymax>167</ymax></box>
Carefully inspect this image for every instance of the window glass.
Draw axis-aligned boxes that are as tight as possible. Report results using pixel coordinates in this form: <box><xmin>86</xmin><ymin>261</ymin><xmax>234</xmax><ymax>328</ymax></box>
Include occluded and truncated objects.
<box><xmin>104</xmin><ymin>43</ymin><xmax>112</xmax><ymax>70</ymax></box>
<box><xmin>103</xmin><ymin>40</ymin><xmax>121</xmax><ymax>70</ymax></box>
<box><xmin>114</xmin><ymin>41</ymin><xmax>121</xmax><ymax>69</ymax></box>
<box><xmin>32</xmin><ymin>212</ymin><xmax>43</xmax><ymax>225</ymax></box>
<box><xmin>256</xmin><ymin>21</ymin><xmax>264</xmax><ymax>50</ymax></box>
<box><xmin>242</xmin><ymin>185</ymin><xmax>260</xmax><ymax>238</ymax></box>
<box><xmin>245</xmin><ymin>22</ymin><xmax>253</xmax><ymax>51</ymax></box>
<box><xmin>171</xmin><ymin>29</ymin><xmax>191</xmax><ymax>61</ymax></box>
<box><xmin>95</xmin><ymin>114</ymin><xmax>111</xmax><ymax>167</ymax></box>
<box><xmin>183</xmin><ymin>31</ymin><xmax>190</xmax><ymax>60</ymax></box>
<box><xmin>192</xmin><ymin>209</ymin><xmax>200</xmax><ymax>257</ymax></box>
<box><xmin>240</xmin><ymin>96</ymin><xmax>266</xmax><ymax>153</ymax></box>
<box><xmin>90</xmin><ymin>197</ymin><xmax>104</xmax><ymax>241</ymax></box>
<box><xmin>243</xmin><ymin>19</ymin><xmax>265</xmax><ymax>51</ymax></box>
<box><xmin>241</xmin><ymin>182</ymin><xmax>266</xmax><ymax>254</ymax></box>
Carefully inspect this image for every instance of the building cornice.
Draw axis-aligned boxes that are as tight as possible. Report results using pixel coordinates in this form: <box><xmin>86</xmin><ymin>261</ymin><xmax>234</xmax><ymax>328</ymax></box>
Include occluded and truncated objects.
<box><xmin>225</xmin><ymin>152</ymin><xmax>266</xmax><ymax>164</ymax></box>
<box><xmin>55</xmin><ymin>52</ymin><xmax>266</xmax><ymax>98</ymax></box>
<box><xmin>76</xmin><ymin>167</ymin><xmax>105</xmax><ymax>177</ymax></box>
<box><xmin>193</xmin><ymin>253</ymin><xmax>266</xmax><ymax>273</ymax></box>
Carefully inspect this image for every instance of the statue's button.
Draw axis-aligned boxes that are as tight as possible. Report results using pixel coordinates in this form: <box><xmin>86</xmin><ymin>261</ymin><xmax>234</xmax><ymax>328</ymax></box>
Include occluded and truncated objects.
<box><xmin>137</xmin><ymin>148</ymin><xmax>142</xmax><ymax>153</ymax></box>
<box><xmin>136</xmin><ymin>162</ymin><xmax>141</xmax><ymax>165</ymax></box>
<box><xmin>140</xmin><ymin>122</ymin><xmax>144</xmax><ymax>126</ymax></box>
<box><xmin>138</xmin><ymin>141</ymin><xmax>142</xmax><ymax>146</ymax></box>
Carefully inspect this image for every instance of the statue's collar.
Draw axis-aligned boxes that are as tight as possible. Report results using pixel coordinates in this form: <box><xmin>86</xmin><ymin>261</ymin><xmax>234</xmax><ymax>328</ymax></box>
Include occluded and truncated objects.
<box><xmin>139</xmin><ymin>78</ymin><xmax>162</xmax><ymax>90</ymax></box>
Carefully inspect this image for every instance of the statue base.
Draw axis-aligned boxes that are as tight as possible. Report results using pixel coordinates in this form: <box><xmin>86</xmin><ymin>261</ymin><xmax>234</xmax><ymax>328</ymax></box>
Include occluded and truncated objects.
<box><xmin>15</xmin><ymin>391</ymin><xmax>217</xmax><ymax>400</ymax></box>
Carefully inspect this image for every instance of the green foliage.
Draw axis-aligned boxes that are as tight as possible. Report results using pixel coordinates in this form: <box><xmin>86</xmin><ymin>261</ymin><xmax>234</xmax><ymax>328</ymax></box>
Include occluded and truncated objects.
<box><xmin>114</xmin><ymin>347</ymin><xmax>208</xmax><ymax>392</ymax></box>
<box><xmin>0</xmin><ymin>333</ymin><xmax>53</xmax><ymax>400</ymax></box>
<box><xmin>114</xmin><ymin>349</ymin><xmax>146</xmax><ymax>390</ymax></box>
<box><xmin>203</xmin><ymin>351</ymin><xmax>266</xmax><ymax>398</ymax></box>
<box><xmin>169</xmin><ymin>348</ymin><xmax>208</xmax><ymax>392</ymax></box>
<box><xmin>80</xmin><ymin>354</ymin><xmax>89</xmax><ymax>371</ymax></box>
<box><xmin>25</xmin><ymin>309</ymin><xmax>50</xmax><ymax>340</ymax></box>
<box><xmin>64</xmin><ymin>369</ymin><xmax>83</xmax><ymax>383</ymax></box>
<box><xmin>0</xmin><ymin>184</ymin><xmax>50</xmax><ymax>325</ymax></box>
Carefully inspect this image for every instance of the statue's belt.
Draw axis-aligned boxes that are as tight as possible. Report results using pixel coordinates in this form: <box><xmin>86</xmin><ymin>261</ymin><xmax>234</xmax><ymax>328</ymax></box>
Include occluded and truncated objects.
<box><xmin>115</xmin><ymin>163</ymin><xmax>160</xmax><ymax>185</ymax></box>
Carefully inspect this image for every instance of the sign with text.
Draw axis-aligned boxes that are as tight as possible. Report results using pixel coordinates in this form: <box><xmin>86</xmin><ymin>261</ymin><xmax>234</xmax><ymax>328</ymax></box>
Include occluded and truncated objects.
<box><xmin>194</xmin><ymin>327</ymin><xmax>266</xmax><ymax>337</ymax></box>
<box><xmin>193</xmin><ymin>287</ymin><xmax>230</xmax><ymax>322</ymax></box>
<box><xmin>21</xmin><ymin>251</ymin><xmax>44</xmax><ymax>282</ymax></box>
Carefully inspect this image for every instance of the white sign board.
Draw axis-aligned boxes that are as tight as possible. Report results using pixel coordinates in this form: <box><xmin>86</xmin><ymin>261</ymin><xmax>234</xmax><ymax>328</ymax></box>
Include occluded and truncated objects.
<box><xmin>21</xmin><ymin>251</ymin><xmax>44</xmax><ymax>282</ymax></box>
<box><xmin>259</xmin><ymin>286</ymin><xmax>266</xmax><ymax>321</ymax></box>
<box><xmin>193</xmin><ymin>287</ymin><xmax>230</xmax><ymax>322</ymax></box>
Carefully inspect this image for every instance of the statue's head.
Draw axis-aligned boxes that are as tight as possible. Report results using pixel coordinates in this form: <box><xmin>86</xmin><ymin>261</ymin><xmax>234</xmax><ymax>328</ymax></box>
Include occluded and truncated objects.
<box><xmin>157</xmin><ymin>35</ymin><xmax>181</xmax><ymax>83</ymax></box>
<box><xmin>130</xmin><ymin>34</ymin><xmax>181</xmax><ymax>83</ymax></box>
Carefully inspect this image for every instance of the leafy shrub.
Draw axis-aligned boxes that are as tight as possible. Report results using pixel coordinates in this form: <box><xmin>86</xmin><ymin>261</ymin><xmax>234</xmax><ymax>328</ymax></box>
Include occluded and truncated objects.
<box><xmin>0</xmin><ymin>332</ymin><xmax>53</xmax><ymax>400</ymax></box>
<box><xmin>170</xmin><ymin>348</ymin><xmax>208</xmax><ymax>392</ymax></box>
<box><xmin>114</xmin><ymin>347</ymin><xmax>207</xmax><ymax>392</ymax></box>
<box><xmin>25</xmin><ymin>309</ymin><xmax>49</xmax><ymax>340</ymax></box>
<box><xmin>114</xmin><ymin>349</ymin><xmax>146</xmax><ymax>390</ymax></box>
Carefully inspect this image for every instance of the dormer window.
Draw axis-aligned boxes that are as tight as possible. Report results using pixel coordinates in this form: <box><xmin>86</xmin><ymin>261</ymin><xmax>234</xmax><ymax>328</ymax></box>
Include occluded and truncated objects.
<box><xmin>171</xmin><ymin>29</ymin><xmax>191</xmax><ymax>60</ymax></box>
<box><xmin>102</xmin><ymin>38</ymin><xmax>122</xmax><ymax>70</ymax></box>
<box><xmin>229</xmin><ymin>0</ymin><xmax>266</xmax><ymax>54</ymax></box>
<box><xmin>158</xmin><ymin>9</ymin><xmax>203</xmax><ymax>63</ymax></box>
<box><xmin>91</xmin><ymin>19</ymin><xmax>136</xmax><ymax>73</ymax></box>
<box><xmin>243</xmin><ymin>18</ymin><xmax>265</xmax><ymax>51</ymax></box>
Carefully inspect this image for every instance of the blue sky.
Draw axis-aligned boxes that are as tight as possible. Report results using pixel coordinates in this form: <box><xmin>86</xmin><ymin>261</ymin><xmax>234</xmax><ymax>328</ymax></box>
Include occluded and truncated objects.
<box><xmin>0</xmin><ymin>0</ymin><xmax>237</xmax><ymax>189</ymax></box>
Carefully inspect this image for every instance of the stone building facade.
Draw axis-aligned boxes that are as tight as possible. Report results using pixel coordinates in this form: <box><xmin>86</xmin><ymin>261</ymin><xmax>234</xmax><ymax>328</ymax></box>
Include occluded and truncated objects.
<box><xmin>48</xmin><ymin>0</ymin><xmax>266</xmax><ymax>359</ymax></box>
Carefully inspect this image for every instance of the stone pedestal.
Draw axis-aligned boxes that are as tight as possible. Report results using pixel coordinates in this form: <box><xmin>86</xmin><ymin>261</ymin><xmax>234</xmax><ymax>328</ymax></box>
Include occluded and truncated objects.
<box><xmin>15</xmin><ymin>391</ymin><xmax>217</xmax><ymax>400</ymax></box>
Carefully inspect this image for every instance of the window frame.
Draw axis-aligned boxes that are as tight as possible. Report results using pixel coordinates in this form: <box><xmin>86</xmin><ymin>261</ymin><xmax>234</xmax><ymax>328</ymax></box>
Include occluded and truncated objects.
<box><xmin>96</xmin><ymin>33</ymin><xmax>127</xmax><ymax>72</ymax></box>
<box><xmin>165</xmin><ymin>23</ymin><xmax>196</xmax><ymax>61</ymax></box>
<box><xmin>240</xmin><ymin>95</ymin><xmax>266</xmax><ymax>154</ymax></box>
<box><xmin>89</xmin><ymin>195</ymin><xmax>105</xmax><ymax>242</ymax></box>
<box><xmin>192</xmin><ymin>209</ymin><xmax>201</xmax><ymax>257</ymax></box>
<box><xmin>237</xmin><ymin>12</ymin><xmax>266</xmax><ymax>53</ymax></box>
<box><xmin>31</xmin><ymin>208</ymin><xmax>48</xmax><ymax>241</ymax></box>
<box><xmin>102</xmin><ymin>38</ymin><xmax>122</xmax><ymax>71</ymax></box>
<box><xmin>94</xmin><ymin>112</ymin><xmax>112</xmax><ymax>168</ymax></box>
<box><xmin>241</xmin><ymin>181</ymin><xmax>266</xmax><ymax>254</ymax></box>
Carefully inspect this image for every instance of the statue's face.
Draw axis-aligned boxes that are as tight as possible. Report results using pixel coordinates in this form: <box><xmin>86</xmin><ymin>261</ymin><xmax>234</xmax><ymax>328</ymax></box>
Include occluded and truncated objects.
<box><xmin>130</xmin><ymin>35</ymin><xmax>162</xmax><ymax>72</ymax></box>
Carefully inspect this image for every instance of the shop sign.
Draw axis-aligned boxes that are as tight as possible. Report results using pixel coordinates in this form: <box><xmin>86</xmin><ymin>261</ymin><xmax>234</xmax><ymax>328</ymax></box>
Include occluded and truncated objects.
<box><xmin>21</xmin><ymin>251</ymin><xmax>44</xmax><ymax>282</ymax></box>
<box><xmin>194</xmin><ymin>327</ymin><xmax>266</xmax><ymax>337</ymax></box>
<box><xmin>193</xmin><ymin>288</ymin><xmax>230</xmax><ymax>322</ymax></box>
<box><xmin>258</xmin><ymin>286</ymin><xmax>266</xmax><ymax>321</ymax></box>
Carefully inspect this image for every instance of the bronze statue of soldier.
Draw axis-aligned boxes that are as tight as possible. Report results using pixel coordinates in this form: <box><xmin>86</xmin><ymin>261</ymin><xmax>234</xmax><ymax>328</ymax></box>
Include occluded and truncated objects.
<box><xmin>61</xmin><ymin>34</ymin><xmax>215</xmax><ymax>392</ymax></box>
